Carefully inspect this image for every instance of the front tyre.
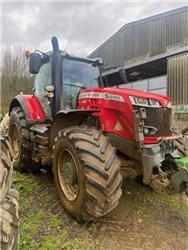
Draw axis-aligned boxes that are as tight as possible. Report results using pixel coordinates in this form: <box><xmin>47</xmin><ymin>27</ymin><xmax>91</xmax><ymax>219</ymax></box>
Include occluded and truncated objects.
<box><xmin>53</xmin><ymin>126</ymin><xmax>122</xmax><ymax>221</ymax></box>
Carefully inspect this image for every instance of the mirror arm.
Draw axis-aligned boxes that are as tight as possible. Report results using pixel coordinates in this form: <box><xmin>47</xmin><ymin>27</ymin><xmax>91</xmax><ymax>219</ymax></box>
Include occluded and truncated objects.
<box><xmin>35</xmin><ymin>50</ymin><xmax>49</xmax><ymax>58</ymax></box>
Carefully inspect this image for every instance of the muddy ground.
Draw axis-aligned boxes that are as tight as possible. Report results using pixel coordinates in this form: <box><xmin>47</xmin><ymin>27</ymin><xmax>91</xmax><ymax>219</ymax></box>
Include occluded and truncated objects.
<box><xmin>13</xmin><ymin>171</ymin><xmax>188</xmax><ymax>250</ymax></box>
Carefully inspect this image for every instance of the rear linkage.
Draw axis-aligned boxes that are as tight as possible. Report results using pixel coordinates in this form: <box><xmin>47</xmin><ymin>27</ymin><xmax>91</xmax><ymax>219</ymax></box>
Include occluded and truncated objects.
<box><xmin>134</xmin><ymin>108</ymin><xmax>188</xmax><ymax>195</ymax></box>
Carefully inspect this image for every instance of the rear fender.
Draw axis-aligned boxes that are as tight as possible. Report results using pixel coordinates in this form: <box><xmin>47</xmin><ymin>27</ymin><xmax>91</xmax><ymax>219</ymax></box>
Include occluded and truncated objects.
<box><xmin>50</xmin><ymin>110</ymin><xmax>98</xmax><ymax>146</ymax></box>
<box><xmin>9</xmin><ymin>95</ymin><xmax>46</xmax><ymax>123</ymax></box>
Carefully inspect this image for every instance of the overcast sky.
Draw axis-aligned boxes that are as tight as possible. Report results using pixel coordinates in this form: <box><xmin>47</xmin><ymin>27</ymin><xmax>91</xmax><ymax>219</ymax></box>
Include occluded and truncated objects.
<box><xmin>1</xmin><ymin>1</ymin><xmax>188</xmax><ymax>56</ymax></box>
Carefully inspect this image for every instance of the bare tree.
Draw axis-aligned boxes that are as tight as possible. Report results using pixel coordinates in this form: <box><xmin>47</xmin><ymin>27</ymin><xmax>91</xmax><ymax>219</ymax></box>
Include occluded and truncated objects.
<box><xmin>0</xmin><ymin>46</ymin><xmax>33</xmax><ymax>113</ymax></box>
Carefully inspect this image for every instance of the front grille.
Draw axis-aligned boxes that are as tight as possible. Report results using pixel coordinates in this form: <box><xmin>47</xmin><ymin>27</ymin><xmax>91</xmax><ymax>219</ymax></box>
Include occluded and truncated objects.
<box><xmin>133</xmin><ymin>106</ymin><xmax>172</xmax><ymax>137</ymax></box>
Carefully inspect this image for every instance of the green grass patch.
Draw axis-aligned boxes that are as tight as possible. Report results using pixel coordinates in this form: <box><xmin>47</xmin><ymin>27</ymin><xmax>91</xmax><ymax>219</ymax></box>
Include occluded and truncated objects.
<box><xmin>20</xmin><ymin>232</ymin><xmax>39</xmax><ymax>250</ymax></box>
<box><xmin>131</xmin><ymin>181</ymin><xmax>188</xmax><ymax>216</ymax></box>
<box><xmin>177</xmin><ymin>157</ymin><xmax>188</xmax><ymax>168</ymax></box>
<box><xmin>13</xmin><ymin>171</ymin><xmax>41</xmax><ymax>197</ymax></box>
<box><xmin>13</xmin><ymin>170</ymin><xmax>187</xmax><ymax>250</ymax></box>
<box><xmin>13</xmin><ymin>171</ymin><xmax>96</xmax><ymax>250</ymax></box>
<box><xmin>40</xmin><ymin>228</ymin><xmax>73</xmax><ymax>250</ymax></box>
<box><xmin>49</xmin><ymin>215</ymin><xmax>62</xmax><ymax>229</ymax></box>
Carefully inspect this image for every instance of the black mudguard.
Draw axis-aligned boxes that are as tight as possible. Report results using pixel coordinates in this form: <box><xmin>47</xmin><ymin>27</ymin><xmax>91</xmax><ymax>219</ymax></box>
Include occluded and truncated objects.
<box><xmin>50</xmin><ymin>109</ymin><xmax>99</xmax><ymax>146</ymax></box>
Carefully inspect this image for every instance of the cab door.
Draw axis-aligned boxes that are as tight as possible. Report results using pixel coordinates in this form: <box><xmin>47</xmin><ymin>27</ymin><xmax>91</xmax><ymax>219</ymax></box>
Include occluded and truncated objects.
<box><xmin>34</xmin><ymin>62</ymin><xmax>52</xmax><ymax>119</ymax></box>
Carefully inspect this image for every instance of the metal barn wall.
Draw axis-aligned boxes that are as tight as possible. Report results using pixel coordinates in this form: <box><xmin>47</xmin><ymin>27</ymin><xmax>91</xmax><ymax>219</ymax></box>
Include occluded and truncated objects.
<box><xmin>167</xmin><ymin>52</ymin><xmax>188</xmax><ymax>105</ymax></box>
<box><xmin>89</xmin><ymin>6</ymin><xmax>188</xmax><ymax>67</ymax></box>
<box><xmin>168</xmin><ymin>52</ymin><xmax>188</xmax><ymax>133</ymax></box>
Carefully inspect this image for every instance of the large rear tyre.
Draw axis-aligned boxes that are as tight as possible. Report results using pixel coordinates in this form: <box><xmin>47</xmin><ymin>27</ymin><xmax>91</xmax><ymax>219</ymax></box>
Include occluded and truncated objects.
<box><xmin>0</xmin><ymin>135</ymin><xmax>20</xmax><ymax>250</ymax></box>
<box><xmin>8</xmin><ymin>107</ymin><xmax>32</xmax><ymax>172</ymax></box>
<box><xmin>53</xmin><ymin>126</ymin><xmax>122</xmax><ymax>221</ymax></box>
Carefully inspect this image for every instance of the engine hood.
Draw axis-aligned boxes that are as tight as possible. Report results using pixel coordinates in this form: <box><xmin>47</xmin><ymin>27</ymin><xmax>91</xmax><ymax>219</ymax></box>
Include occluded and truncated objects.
<box><xmin>79</xmin><ymin>87</ymin><xmax>171</xmax><ymax>108</ymax></box>
<box><xmin>78</xmin><ymin>87</ymin><xmax>172</xmax><ymax>144</ymax></box>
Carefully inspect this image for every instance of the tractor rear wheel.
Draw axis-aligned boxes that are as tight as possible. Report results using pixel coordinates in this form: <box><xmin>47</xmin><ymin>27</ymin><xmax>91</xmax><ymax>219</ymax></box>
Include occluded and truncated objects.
<box><xmin>53</xmin><ymin>126</ymin><xmax>122</xmax><ymax>221</ymax></box>
<box><xmin>0</xmin><ymin>135</ymin><xmax>20</xmax><ymax>250</ymax></box>
<box><xmin>8</xmin><ymin>107</ymin><xmax>32</xmax><ymax>172</ymax></box>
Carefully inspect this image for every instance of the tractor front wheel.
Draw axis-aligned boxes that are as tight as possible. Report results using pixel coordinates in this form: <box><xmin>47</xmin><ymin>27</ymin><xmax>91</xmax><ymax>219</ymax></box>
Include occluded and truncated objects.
<box><xmin>53</xmin><ymin>126</ymin><xmax>122</xmax><ymax>221</ymax></box>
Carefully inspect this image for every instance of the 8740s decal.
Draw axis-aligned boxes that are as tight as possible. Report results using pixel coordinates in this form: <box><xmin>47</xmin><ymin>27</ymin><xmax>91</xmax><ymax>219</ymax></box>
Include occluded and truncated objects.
<box><xmin>79</xmin><ymin>92</ymin><xmax>125</xmax><ymax>102</ymax></box>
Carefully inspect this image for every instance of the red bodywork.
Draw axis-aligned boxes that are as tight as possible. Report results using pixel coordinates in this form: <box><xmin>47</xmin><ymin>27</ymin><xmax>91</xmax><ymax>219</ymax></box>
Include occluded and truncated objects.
<box><xmin>17</xmin><ymin>95</ymin><xmax>46</xmax><ymax>121</ymax></box>
<box><xmin>78</xmin><ymin>87</ymin><xmax>171</xmax><ymax>144</ymax></box>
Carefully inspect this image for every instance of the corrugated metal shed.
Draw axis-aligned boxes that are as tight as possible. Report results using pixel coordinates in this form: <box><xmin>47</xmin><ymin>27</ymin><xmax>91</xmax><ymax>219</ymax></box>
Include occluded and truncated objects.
<box><xmin>167</xmin><ymin>52</ymin><xmax>188</xmax><ymax>105</ymax></box>
<box><xmin>89</xmin><ymin>6</ymin><xmax>188</xmax><ymax>68</ymax></box>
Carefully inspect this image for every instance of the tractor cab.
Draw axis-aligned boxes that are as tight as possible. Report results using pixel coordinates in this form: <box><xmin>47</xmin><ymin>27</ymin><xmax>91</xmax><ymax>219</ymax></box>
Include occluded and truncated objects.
<box><xmin>28</xmin><ymin>38</ymin><xmax>103</xmax><ymax>119</ymax></box>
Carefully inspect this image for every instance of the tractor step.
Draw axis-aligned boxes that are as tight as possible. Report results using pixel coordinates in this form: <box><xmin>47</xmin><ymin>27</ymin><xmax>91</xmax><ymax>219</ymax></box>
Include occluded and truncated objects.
<box><xmin>30</xmin><ymin>124</ymin><xmax>51</xmax><ymax>165</ymax></box>
<box><xmin>30</xmin><ymin>124</ymin><xmax>50</xmax><ymax>135</ymax></box>
<box><xmin>35</xmin><ymin>135</ymin><xmax>49</xmax><ymax>146</ymax></box>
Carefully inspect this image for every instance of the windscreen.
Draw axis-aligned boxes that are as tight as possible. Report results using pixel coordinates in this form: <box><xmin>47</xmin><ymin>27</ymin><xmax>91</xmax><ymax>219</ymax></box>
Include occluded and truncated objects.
<box><xmin>62</xmin><ymin>58</ymin><xmax>100</xmax><ymax>109</ymax></box>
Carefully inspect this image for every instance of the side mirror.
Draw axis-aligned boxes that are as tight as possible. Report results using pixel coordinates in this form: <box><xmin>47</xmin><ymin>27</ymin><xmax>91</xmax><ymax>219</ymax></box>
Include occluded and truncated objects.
<box><xmin>29</xmin><ymin>52</ymin><xmax>42</xmax><ymax>74</ymax></box>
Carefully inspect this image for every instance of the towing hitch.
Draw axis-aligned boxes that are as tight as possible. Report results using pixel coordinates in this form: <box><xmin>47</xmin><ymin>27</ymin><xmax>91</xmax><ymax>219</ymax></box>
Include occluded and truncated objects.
<box><xmin>148</xmin><ymin>166</ymin><xmax>188</xmax><ymax>195</ymax></box>
<box><xmin>142</xmin><ymin>142</ymin><xmax>188</xmax><ymax>195</ymax></box>
<box><xmin>134</xmin><ymin>107</ymin><xmax>188</xmax><ymax>195</ymax></box>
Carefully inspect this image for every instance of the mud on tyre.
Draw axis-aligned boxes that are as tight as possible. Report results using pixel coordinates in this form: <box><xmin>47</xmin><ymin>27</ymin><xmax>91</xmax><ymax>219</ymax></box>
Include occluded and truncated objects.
<box><xmin>8</xmin><ymin>107</ymin><xmax>32</xmax><ymax>172</ymax></box>
<box><xmin>53</xmin><ymin>126</ymin><xmax>122</xmax><ymax>221</ymax></box>
<box><xmin>0</xmin><ymin>135</ymin><xmax>20</xmax><ymax>250</ymax></box>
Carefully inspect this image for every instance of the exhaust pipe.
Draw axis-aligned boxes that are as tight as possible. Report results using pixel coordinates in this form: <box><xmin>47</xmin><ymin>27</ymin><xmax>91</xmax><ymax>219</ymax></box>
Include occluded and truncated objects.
<box><xmin>51</xmin><ymin>36</ymin><xmax>59</xmax><ymax>53</ymax></box>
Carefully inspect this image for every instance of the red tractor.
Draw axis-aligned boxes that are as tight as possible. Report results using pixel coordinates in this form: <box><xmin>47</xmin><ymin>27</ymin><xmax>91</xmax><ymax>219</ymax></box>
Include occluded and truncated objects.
<box><xmin>8</xmin><ymin>37</ymin><xmax>188</xmax><ymax>221</ymax></box>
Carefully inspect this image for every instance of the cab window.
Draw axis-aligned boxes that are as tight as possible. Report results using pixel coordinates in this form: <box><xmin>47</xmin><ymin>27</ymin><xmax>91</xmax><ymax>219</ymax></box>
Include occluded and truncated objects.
<box><xmin>34</xmin><ymin>63</ymin><xmax>51</xmax><ymax>118</ymax></box>
<box><xmin>62</xmin><ymin>58</ymin><xmax>100</xmax><ymax>109</ymax></box>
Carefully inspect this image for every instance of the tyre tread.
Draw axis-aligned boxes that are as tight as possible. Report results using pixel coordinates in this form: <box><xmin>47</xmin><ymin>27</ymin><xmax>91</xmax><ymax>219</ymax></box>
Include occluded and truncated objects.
<box><xmin>53</xmin><ymin>126</ymin><xmax>122</xmax><ymax>220</ymax></box>
<box><xmin>9</xmin><ymin>107</ymin><xmax>32</xmax><ymax>172</ymax></box>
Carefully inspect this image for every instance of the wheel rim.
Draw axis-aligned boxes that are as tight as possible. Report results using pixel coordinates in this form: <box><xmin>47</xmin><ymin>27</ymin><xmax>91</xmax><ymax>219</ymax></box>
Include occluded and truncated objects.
<box><xmin>11</xmin><ymin>125</ymin><xmax>20</xmax><ymax>159</ymax></box>
<box><xmin>57</xmin><ymin>149</ymin><xmax>79</xmax><ymax>201</ymax></box>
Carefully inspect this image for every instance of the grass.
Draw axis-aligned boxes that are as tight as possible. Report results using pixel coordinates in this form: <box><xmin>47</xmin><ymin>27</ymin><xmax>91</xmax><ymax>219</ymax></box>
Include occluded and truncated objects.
<box><xmin>124</xmin><ymin>159</ymin><xmax>188</xmax><ymax>214</ymax></box>
<box><xmin>13</xmin><ymin>171</ymin><xmax>95</xmax><ymax>250</ymax></box>
<box><xmin>130</xmin><ymin>180</ymin><xmax>188</xmax><ymax>213</ymax></box>
<box><xmin>40</xmin><ymin>228</ymin><xmax>71</xmax><ymax>250</ymax></box>
<box><xmin>49</xmin><ymin>215</ymin><xmax>62</xmax><ymax>228</ymax></box>
<box><xmin>13</xmin><ymin>170</ymin><xmax>188</xmax><ymax>250</ymax></box>
<box><xmin>177</xmin><ymin>156</ymin><xmax>188</xmax><ymax>168</ymax></box>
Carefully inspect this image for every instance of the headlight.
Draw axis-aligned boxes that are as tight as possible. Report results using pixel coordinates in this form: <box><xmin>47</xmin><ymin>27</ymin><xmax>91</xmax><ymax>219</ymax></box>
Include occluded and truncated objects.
<box><xmin>129</xmin><ymin>96</ymin><xmax>161</xmax><ymax>107</ymax></box>
<box><xmin>137</xmin><ymin>97</ymin><xmax>148</xmax><ymax>105</ymax></box>
<box><xmin>148</xmin><ymin>99</ymin><xmax>160</xmax><ymax>107</ymax></box>
<box><xmin>129</xmin><ymin>96</ymin><xmax>148</xmax><ymax>106</ymax></box>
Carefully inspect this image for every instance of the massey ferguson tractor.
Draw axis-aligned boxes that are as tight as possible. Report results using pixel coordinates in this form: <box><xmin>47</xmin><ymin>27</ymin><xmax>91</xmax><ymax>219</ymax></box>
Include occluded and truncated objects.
<box><xmin>8</xmin><ymin>37</ymin><xmax>188</xmax><ymax>221</ymax></box>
